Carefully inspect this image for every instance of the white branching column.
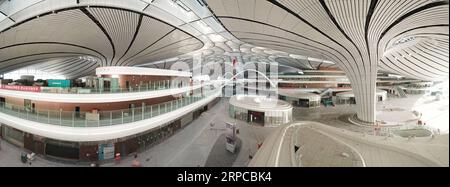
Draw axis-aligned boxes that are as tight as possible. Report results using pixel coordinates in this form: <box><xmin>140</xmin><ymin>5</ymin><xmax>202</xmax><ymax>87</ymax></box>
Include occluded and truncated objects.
<box><xmin>342</xmin><ymin>63</ymin><xmax>378</xmax><ymax>124</ymax></box>
<box><xmin>206</xmin><ymin>0</ymin><xmax>449</xmax><ymax>124</ymax></box>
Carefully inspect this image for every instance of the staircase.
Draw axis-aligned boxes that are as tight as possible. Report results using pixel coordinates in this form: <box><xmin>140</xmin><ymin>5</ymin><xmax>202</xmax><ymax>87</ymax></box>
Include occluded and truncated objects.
<box><xmin>394</xmin><ymin>86</ymin><xmax>407</xmax><ymax>98</ymax></box>
<box><xmin>319</xmin><ymin>88</ymin><xmax>333</xmax><ymax>97</ymax></box>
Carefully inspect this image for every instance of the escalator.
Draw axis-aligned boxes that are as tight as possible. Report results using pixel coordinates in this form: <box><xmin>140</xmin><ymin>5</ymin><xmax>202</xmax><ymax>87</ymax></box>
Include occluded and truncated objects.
<box><xmin>319</xmin><ymin>88</ymin><xmax>333</xmax><ymax>97</ymax></box>
<box><xmin>394</xmin><ymin>86</ymin><xmax>407</xmax><ymax>98</ymax></box>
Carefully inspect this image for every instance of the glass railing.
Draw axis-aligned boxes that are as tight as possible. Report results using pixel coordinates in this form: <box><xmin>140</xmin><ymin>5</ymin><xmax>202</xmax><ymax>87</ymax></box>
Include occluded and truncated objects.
<box><xmin>280</xmin><ymin>78</ymin><xmax>350</xmax><ymax>82</ymax></box>
<box><xmin>383</xmin><ymin>123</ymin><xmax>437</xmax><ymax>133</ymax></box>
<box><xmin>53</xmin><ymin>80</ymin><xmax>184</xmax><ymax>94</ymax></box>
<box><xmin>1</xmin><ymin>80</ymin><xmax>203</xmax><ymax>94</ymax></box>
<box><xmin>0</xmin><ymin>89</ymin><xmax>220</xmax><ymax>127</ymax></box>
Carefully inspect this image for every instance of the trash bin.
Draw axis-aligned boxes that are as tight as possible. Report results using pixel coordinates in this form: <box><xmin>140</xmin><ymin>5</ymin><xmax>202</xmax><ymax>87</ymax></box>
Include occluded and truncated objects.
<box><xmin>21</xmin><ymin>152</ymin><xmax>27</xmax><ymax>163</ymax></box>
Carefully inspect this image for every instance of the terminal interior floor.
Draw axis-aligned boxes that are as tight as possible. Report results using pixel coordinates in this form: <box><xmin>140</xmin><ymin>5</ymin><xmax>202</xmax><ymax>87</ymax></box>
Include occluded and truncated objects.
<box><xmin>294</xmin><ymin>95</ymin><xmax>449</xmax><ymax>134</ymax></box>
<box><xmin>378</xmin><ymin>95</ymin><xmax>449</xmax><ymax>133</ymax></box>
<box><xmin>0</xmin><ymin>98</ymin><xmax>275</xmax><ymax>167</ymax></box>
<box><xmin>250</xmin><ymin>122</ymin><xmax>448</xmax><ymax>167</ymax></box>
<box><xmin>1</xmin><ymin>95</ymin><xmax>448</xmax><ymax>167</ymax></box>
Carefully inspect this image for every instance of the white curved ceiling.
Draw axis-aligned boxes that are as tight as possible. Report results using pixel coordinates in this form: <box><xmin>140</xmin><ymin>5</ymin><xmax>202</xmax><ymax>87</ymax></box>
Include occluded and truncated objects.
<box><xmin>205</xmin><ymin>0</ymin><xmax>449</xmax><ymax>81</ymax></box>
<box><xmin>204</xmin><ymin>0</ymin><xmax>448</xmax><ymax>123</ymax></box>
<box><xmin>0</xmin><ymin>1</ymin><xmax>204</xmax><ymax>77</ymax></box>
<box><xmin>0</xmin><ymin>0</ymin><xmax>448</xmax><ymax>82</ymax></box>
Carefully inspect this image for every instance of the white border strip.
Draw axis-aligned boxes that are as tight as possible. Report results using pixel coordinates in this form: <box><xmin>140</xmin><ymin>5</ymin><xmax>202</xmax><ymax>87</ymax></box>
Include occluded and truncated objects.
<box><xmin>0</xmin><ymin>84</ymin><xmax>207</xmax><ymax>103</ymax></box>
<box><xmin>0</xmin><ymin>91</ymin><xmax>221</xmax><ymax>142</ymax></box>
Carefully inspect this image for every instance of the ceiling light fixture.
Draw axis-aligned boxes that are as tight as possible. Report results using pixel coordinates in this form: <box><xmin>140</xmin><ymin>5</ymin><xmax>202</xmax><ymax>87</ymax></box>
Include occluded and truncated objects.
<box><xmin>196</xmin><ymin>0</ymin><xmax>205</xmax><ymax>6</ymax></box>
<box><xmin>172</xmin><ymin>0</ymin><xmax>191</xmax><ymax>12</ymax></box>
<box><xmin>208</xmin><ymin>34</ymin><xmax>226</xmax><ymax>42</ymax></box>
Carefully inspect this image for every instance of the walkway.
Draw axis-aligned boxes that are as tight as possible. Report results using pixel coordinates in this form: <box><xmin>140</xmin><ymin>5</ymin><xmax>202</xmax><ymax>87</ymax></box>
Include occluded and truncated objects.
<box><xmin>250</xmin><ymin>122</ymin><xmax>448</xmax><ymax>167</ymax></box>
<box><xmin>0</xmin><ymin>97</ymin><xmax>275</xmax><ymax>167</ymax></box>
<box><xmin>293</xmin><ymin>94</ymin><xmax>449</xmax><ymax>134</ymax></box>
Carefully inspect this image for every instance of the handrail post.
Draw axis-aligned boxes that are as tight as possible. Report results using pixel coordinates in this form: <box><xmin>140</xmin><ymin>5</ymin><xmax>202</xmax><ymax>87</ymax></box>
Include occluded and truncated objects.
<box><xmin>142</xmin><ymin>102</ymin><xmax>145</xmax><ymax>120</ymax></box>
<box><xmin>47</xmin><ymin>110</ymin><xmax>50</xmax><ymax>123</ymax></box>
<box><xmin>59</xmin><ymin>109</ymin><xmax>62</xmax><ymax>126</ymax></box>
<box><xmin>98</xmin><ymin>114</ymin><xmax>100</xmax><ymax>127</ymax></box>
<box><xmin>72</xmin><ymin>112</ymin><xmax>74</xmax><ymax>127</ymax></box>
<box><xmin>110</xmin><ymin>111</ymin><xmax>112</xmax><ymax>125</ymax></box>
<box><xmin>150</xmin><ymin>105</ymin><xmax>153</xmax><ymax>117</ymax></box>
<box><xmin>121</xmin><ymin>110</ymin><xmax>124</xmax><ymax>124</ymax></box>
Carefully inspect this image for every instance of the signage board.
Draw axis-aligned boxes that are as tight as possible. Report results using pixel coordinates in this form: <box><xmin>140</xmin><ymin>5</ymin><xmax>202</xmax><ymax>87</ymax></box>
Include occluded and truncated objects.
<box><xmin>225</xmin><ymin>122</ymin><xmax>237</xmax><ymax>153</ymax></box>
<box><xmin>225</xmin><ymin>122</ymin><xmax>236</xmax><ymax>138</ymax></box>
<box><xmin>98</xmin><ymin>143</ymin><xmax>115</xmax><ymax>160</ymax></box>
<box><xmin>48</xmin><ymin>79</ymin><xmax>71</xmax><ymax>88</ymax></box>
<box><xmin>0</xmin><ymin>85</ymin><xmax>41</xmax><ymax>92</ymax></box>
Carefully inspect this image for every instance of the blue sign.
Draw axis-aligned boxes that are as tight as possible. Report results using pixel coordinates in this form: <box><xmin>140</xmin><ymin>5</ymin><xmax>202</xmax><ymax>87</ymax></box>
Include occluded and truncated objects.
<box><xmin>47</xmin><ymin>79</ymin><xmax>71</xmax><ymax>88</ymax></box>
<box><xmin>98</xmin><ymin>143</ymin><xmax>115</xmax><ymax>160</ymax></box>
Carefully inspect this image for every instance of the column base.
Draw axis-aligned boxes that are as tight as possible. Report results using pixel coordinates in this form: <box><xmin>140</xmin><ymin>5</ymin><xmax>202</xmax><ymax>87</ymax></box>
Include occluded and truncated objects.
<box><xmin>347</xmin><ymin>114</ymin><xmax>375</xmax><ymax>127</ymax></box>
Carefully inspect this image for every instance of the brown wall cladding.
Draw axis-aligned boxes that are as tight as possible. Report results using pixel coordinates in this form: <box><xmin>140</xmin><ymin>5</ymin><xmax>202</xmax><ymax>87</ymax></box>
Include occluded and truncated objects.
<box><xmin>118</xmin><ymin>75</ymin><xmax>170</xmax><ymax>88</ymax></box>
<box><xmin>114</xmin><ymin>137</ymin><xmax>138</xmax><ymax>156</ymax></box>
<box><xmin>102</xmin><ymin>75</ymin><xmax>188</xmax><ymax>88</ymax></box>
<box><xmin>23</xmin><ymin>133</ymin><xmax>45</xmax><ymax>155</ymax></box>
<box><xmin>79</xmin><ymin>144</ymin><xmax>99</xmax><ymax>162</ymax></box>
<box><xmin>3</xmin><ymin>95</ymin><xmax>177</xmax><ymax>112</ymax></box>
<box><xmin>279</xmin><ymin>83</ymin><xmax>338</xmax><ymax>89</ymax></box>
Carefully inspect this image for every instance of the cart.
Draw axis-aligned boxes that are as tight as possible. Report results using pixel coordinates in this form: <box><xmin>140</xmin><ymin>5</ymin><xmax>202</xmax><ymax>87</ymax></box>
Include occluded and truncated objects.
<box><xmin>21</xmin><ymin>152</ymin><xmax>27</xmax><ymax>163</ymax></box>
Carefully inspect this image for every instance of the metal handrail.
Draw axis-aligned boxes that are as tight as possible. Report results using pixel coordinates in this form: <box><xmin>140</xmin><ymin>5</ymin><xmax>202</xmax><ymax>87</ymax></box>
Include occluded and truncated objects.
<box><xmin>0</xmin><ymin>80</ymin><xmax>192</xmax><ymax>94</ymax></box>
<box><xmin>0</xmin><ymin>89</ymin><xmax>220</xmax><ymax>127</ymax></box>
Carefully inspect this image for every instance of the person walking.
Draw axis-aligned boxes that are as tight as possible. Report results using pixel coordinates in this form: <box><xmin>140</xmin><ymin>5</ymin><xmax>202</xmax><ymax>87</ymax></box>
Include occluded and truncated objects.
<box><xmin>114</xmin><ymin>153</ymin><xmax>121</xmax><ymax>164</ymax></box>
<box><xmin>132</xmin><ymin>154</ymin><xmax>141</xmax><ymax>167</ymax></box>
